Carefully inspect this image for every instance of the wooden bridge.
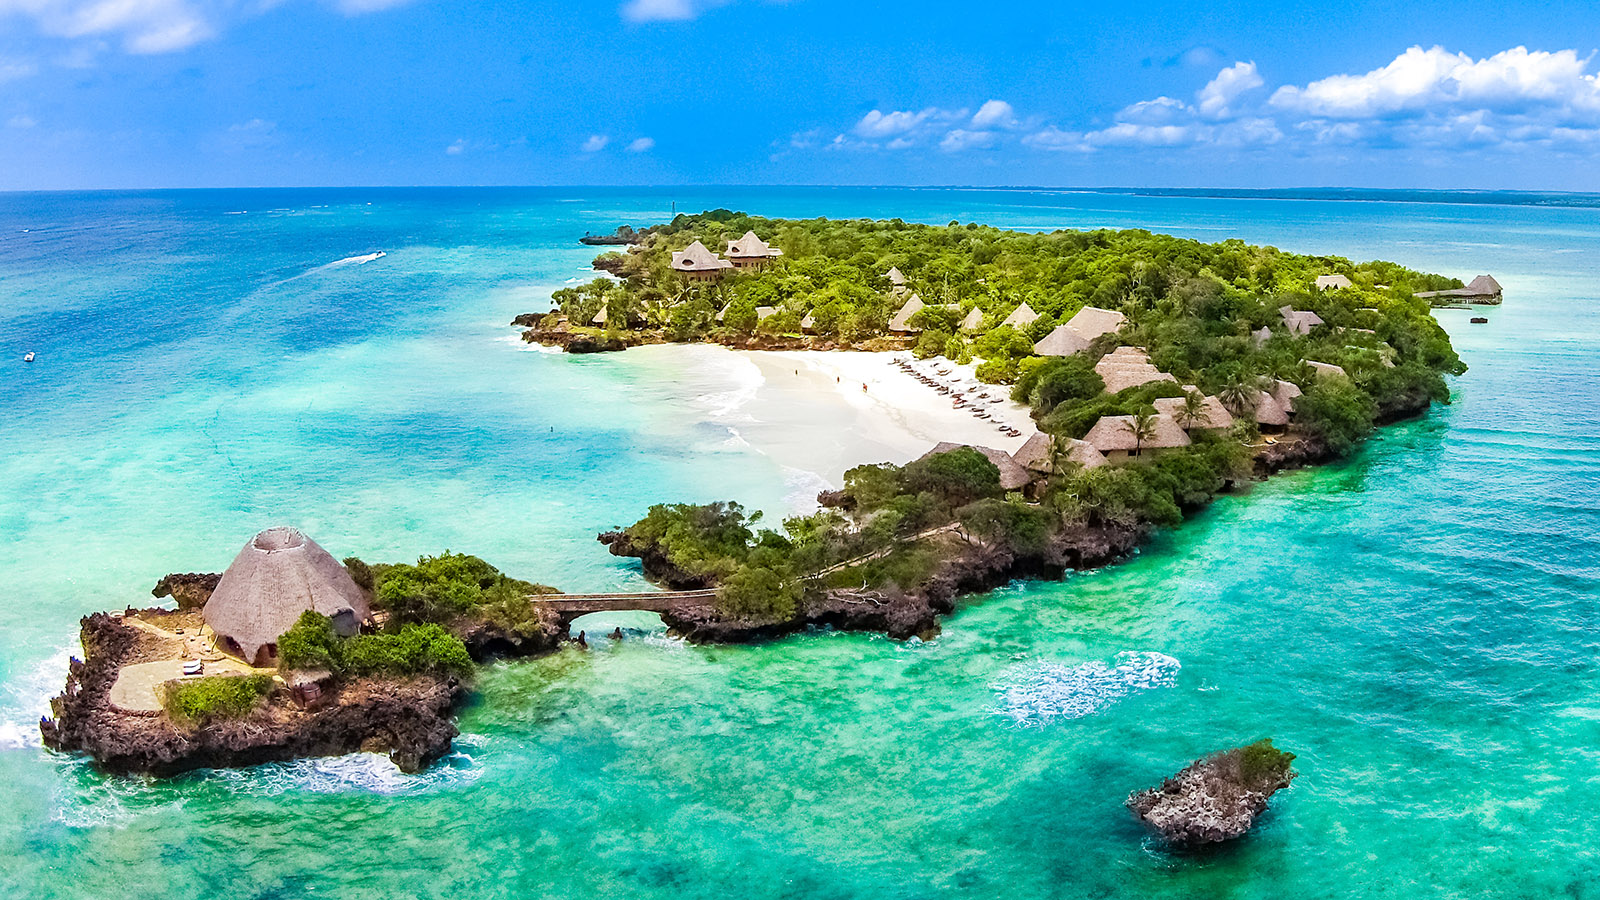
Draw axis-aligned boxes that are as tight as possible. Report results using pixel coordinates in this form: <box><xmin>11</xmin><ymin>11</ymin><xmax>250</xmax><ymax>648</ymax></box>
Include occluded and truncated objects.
<box><xmin>526</xmin><ymin>589</ymin><xmax>719</xmax><ymax>632</ymax></box>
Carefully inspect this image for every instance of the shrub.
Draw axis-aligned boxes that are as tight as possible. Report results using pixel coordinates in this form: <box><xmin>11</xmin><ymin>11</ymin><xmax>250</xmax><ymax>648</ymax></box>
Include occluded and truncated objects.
<box><xmin>341</xmin><ymin>624</ymin><xmax>475</xmax><ymax>678</ymax></box>
<box><xmin>715</xmin><ymin>565</ymin><xmax>801</xmax><ymax>620</ymax></box>
<box><xmin>1236</xmin><ymin>738</ymin><xmax>1297</xmax><ymax>788</ymax></box>
<box><xmin>1295</xmin><ymin>379</ymin><xmax>1377</xmax><ymax>455</ymax></box>
<box><xmin>278</xmin><ymin>611</ymin><xmax>340</xmax><ymax>671</ymax></box>
<box><xmin>343</xmin><ymin>556</ymin><xmax>375</xmax><ymax>592</ymax></box>
<box><xmin>163</xmin><ymin>675</ymin><xmax>275</xmax><ymax>726</ymax></box>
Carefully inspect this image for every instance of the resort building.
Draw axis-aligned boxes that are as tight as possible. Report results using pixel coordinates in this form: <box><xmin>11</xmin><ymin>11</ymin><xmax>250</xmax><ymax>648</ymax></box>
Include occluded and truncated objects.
<box><xmin>1001</xmin><ymin>301</ymin><xmax>1040</xmax><ymax>329</ymax></box>
<box><xmin>889</xmin><ymin>293</ymin><xmax>927</xmax><ymax>334</ymax></box>
<box><xmin>1252</xmin><ymin>326</ymin><xmax>1273</xmax><ymax>347</ymax></box>
<box><xmin>755</xmin><ymin>306</ymin><xmax>779</xmax><ymax>322</ymax></box>
<box><xmin>1305</xmin><ymin>360</ymin><xmax>1346</xmax><ymax>379</ymax></box>
<box><xmin>1316</xmin><ymin>274</ymin><xmax>1353</xmax><ymax>290</ymax></box>
<box><xmin>920</xmin><ymin>442</ymin><xmax>1032</xmax><ymax>491</ymax></box>
<box><xmin>1279</xmin><ymin>305</ymin><xmax>1326</xmax><ymax>336</ymax></box>
<box><xmin>671</xmin><ymin>240</ymin><xmax>734</xmax><ymax>282</ymax></box>
<box><xmin>1152</xmin><ymin>393</ymin><xmax>1235</xmax><ymax>431</ymax></box>
<box><xmin>1416</xmin><ymin>274</ymin><xmax>1503</xmax><ymax>304</ymax></box>
<box><xmin>1093</xmin><ymin>346</ymin><xmax>1177</xmax><ymax>393</ymax></box>
<box><xmin>591</xmin><ymin>306</ymin><xmax>607</xmax><ymax>326</ymax></box>
<box><xmin>726</xmin><ymin>232</ymin><xmax>784</xmax><ymax>270</ymax></box>
<box><xmin>203</xmin><ymin>527</ymin><xmax>371</xmax><ymax>667</ymax></box>
<box><xmin>1011</xmin><ymin>431</ymin><xmax>1107</xmax><ymax>475</ymax></box>
<box><xmin>800</xmin><ymin>311</ymin><xmax>816</xmax><ymax>333</ymax></box>
<box><xmin>1033</xmin><ymin>306</ymin><xmax>1128</xmax><ymax>357</ymax></box>
<box><xmin>1270</xmin><ymin>379</ymin><xmax>1302</xmax><ymax>414</ymax></box>
<box><xmin>1252</xmin><ymin>391</ymin><xmax>1291</xmax><ymax>430</ymax></box>
<box><xmin>960</xmin><ymin>307</ymin><xmax>984</xmax><ymax>333</ymax></box>
<box><xmin>1083</xmin><ymin>414</ymin><xmax>1191</xmax><ymax>463</ymax></box>
<box><xmin>885</xmin><ymin>267</ymin><xmax>908</xmax><ymax>292</ymax></box>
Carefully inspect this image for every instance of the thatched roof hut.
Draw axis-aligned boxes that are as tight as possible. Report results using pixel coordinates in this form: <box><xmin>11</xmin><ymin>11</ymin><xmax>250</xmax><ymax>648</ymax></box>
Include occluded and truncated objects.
<box><xmin>1252</xmin><ymin>326</ymin><xmax>1273</xmax><ymax>347</ymax></box>
<box><xmin>919</xmin><ymin>442</ymin><xmax>1032</xmax><ymax>490</ymax></box>
<box><xmin>755</xmin><ymin>306</ymin><xmax>778</xmax><ymax>321</ymax></box>
<box><xmin>1001</xmin><ymin>301</ymin><xmax>1040</xmax><ymax>329</ymax></box>
<box><xmin>1270</xmin><ymin>379</ymin><xmax>1302</xmax><ymax>414</ymax></box>
<box><xmin>885</xmin><ymin>267</ymin><xmax>907</xmax><ymax>289</ymax></box>
<box><xmin>1153</xmin><ymin>393</ymin><xmax>1235</xmax><ymax>431</ymax></box>
<box><xmin>1093</xmin><ymin>347</ymin><xmax>1177</xmax><ymax>393</ymax></box>
<box><xmin>1067</xmin><ymin>306</ymin><xmax>1127</xmax><ymax>340</ymax></box>
<box><xmin>1011</xmin><ymin>431</ymin><xmax>1107</xmax><ymax>473</ymax></box>
<box><xmin>889</xmin><ymin>293</ymin><xmax>926</xmax><ymax>333</ymax></box>
<box><xmin>1252</xmin><ymin>391</ymin><xmax>1290</xmax><ymax>427</ymax></box>
<box><xmin>1417</xmin><ymin>274</ymin><xmax>1502</xmax><ymax>301</ymax></box>
<box><xmin>671</xmin><ymin>241</ymin><xmax>733</xmax><ymax>278</ymax></box>
<box><xmin>1315</xmin><ymin>274</ymin><xmax>1353</xmax><ymax>290</ymax></box>
<box><xmin>1279</xmin><ymin>306</ymin><xmax>1325</xmax><ymax>336</ymax></box>
<box><xmin>1305</xmin><ymin>360</ymin><xmax>1346</xmax><ymax>379</ymax></box>
<box><xmin>203</xmin><ymin>527</ymin><xmax>370</xmax><ymax>666</ymax></box>
<box><xmin>726</xmin><ymin>231</ymin><xmax>783</xmax><ymax>266</ymax></box>
<box><xmin>1083</xmin><ymin>415</ymin><xmax>1191</xmax><ymax>455</ymax></box>
<box><xmin>1033</xmin><ymin>324</ymin><xmax>1092</xmax><ymax>357</ymax></box>
<box><xmin>960</xmin><ymin>307</ymin><xmax>984</xmax><ymax>332</ymax></box>
<box><xmin>590</xmin><ymin>306</ymin><xmax>607</xmax><ymax>326</ymax></box>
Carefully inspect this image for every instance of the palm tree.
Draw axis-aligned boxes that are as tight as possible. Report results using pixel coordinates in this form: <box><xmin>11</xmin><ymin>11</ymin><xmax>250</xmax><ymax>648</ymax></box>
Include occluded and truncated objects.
<box><xmin>1125</xmin><ymin>410</ymin><xmax>1158</xmax><ymax>457</ymax></box>
<box><xmin>1177</xmin><ymin>389</ymin><xmax>1207</xmax><ymax>431</ymax></box>
<box><xmin>1218</xmin><ymin>379</ymin><xmax>1255</xmax><ymax>419</ymax></box>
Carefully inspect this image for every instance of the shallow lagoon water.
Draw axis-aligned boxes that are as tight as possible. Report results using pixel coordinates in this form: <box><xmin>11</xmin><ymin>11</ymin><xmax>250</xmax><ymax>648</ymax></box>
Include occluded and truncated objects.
<box><xmin>1</xmin><ymin>188</ymin><xmax>1597</xmax><ymax>898</ymax></box>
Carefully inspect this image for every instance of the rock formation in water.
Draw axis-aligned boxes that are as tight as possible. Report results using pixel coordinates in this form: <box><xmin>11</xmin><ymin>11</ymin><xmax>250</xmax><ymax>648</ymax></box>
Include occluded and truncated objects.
<box><xmin>40</xmin><ymin>613</ymin><xmax>462</xmax><ymax>775</ymax></box>
<box><xmin>151</xmin><ymin>572</ymin><xmax>222</xmax><ymax>610</ymax></box>
<box><xmin>1127</xmin><ymin>739</ymin><xmax>1297</xmax><ymax>846</ymax></box>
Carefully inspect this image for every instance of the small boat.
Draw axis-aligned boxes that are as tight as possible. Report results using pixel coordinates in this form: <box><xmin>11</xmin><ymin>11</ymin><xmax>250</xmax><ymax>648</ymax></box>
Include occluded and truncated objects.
<box><xmin>23</xmin><ymin>352</ymin><xmax>35</xmax><ymax>363</ymax></box>
<box><xmin>1470</xmin><ymin>316</ymin><xmax>1488</xmax><ymax>324</ymax></box>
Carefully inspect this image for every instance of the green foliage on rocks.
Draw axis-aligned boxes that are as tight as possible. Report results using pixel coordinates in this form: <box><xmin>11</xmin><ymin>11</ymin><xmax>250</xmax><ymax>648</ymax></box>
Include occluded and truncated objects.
<box><xmin>367</xmin><ymin>551</ymin><xmax>552</xmax><ymax>629</ymax></box>
<box><xmin>162</xmin><ymin>674</ymin><xmax>275</xmax><ymax>726</ymax></box>
<box><xmin>278</xmin><ymin>611</ymin><xmax>473</xmax><ymax>679</ymax></box>
<box><xmin>1237</xmin><ymin>738</ymin><xmax>1297</xmax><ymax>788</ymax></box>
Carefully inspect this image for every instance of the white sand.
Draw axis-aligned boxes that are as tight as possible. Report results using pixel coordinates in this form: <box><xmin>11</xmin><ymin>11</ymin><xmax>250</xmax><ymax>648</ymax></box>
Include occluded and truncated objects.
<box><xmin>622</xmin><ymin>345</ymin><xmax>1037</xmax><ymax>496</ymax></box>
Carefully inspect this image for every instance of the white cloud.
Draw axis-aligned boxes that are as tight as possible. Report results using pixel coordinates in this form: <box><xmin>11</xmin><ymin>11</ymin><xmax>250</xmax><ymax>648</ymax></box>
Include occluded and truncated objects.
<box><xmin>0</xmin><ymin>57</ymin><xmax>37</xmax><ymax>82</ymax></box>
<box><xmin>445</xmin><ymin>139</ymin><xmax>466</xmax><ymax>155</ymax></box>
<box><xmin>0</xmin><ymin>0</ymin><xmax>416</xmax><ymax>54</ymax></box>
<box><xmin>8</xmin><ymin>114</ymin><xmax>37</xmax><ymax>128</ymax></box>
<box><xmin>1117</xmin><ymin>96</ymin><xmax>1189</xmax><ymax>125</ymax></box>
<box><xmin>853</xmin><ymin>108</ymin><xmax>936</xmax><ymax>139</ymax></box>
<box><xmin>1270</xmin><ymin>46</ymin><xmax>1600</xmax><ymax>119</ymax></box>
<box><xmin>1021</xmin><ymin>127</ymin><xmax>1083</xmax><ymax>151</ymax></box>
<box><xmin>940</xmin><ymin>129</ymin><xmax>995</xmax><ymax>152</ymax></box>
<box><xmin>1197</xmin><ymin>61</ymin><xmax>1264</xmax><ymax>118</ymax></box>
<box><xmin>582</xmin><ymin>134</ymin><xmax>610</xmax><ymax>152</ymax></box>
<box><xmin>970</xmin><ymin>100</ymin><xmax>1016</xmax><ymax>129</ymax></box>
<box><xmin>626</xmin><ymin>136</ymin><xmax>655</xmax><ymax>152</ymax></box>
<box><xmin>621</xmin><ymin>0</ymin><xmax>728</xmax><ymax>22</ymax></box>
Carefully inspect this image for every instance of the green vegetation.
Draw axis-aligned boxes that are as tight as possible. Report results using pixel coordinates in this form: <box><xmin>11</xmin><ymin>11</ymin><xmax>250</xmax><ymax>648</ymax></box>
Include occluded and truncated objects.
<box><xmin>563</xmin><ymin>211</ymin><xmax>1462</xmax><ymax>464</ymax></box>
<box><xmin>162</xmin><ymin>674</ymin><xmax>275</xmax><ymax>726</ymax></box>
<box><xmin>278</xmin><ymin>611</ymin><xmax>474</xmax><ymax>679</ymax></box>
<box><xmin>1235</xmin><ymin>738</ymin><xmax>1297</xmax><ymax>788</ymax></box>
<box><xmin>360</xmin><ymin>551</ymin><xmax>559</xmax><ymax>641</ymax></box>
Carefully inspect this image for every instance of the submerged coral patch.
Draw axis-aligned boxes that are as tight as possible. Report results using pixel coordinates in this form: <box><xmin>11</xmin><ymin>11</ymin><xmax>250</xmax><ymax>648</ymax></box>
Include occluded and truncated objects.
<box><xmin>991</xmin><ymin>651</ymin><xmax>1180</xmax><ymax>726</ymax></box>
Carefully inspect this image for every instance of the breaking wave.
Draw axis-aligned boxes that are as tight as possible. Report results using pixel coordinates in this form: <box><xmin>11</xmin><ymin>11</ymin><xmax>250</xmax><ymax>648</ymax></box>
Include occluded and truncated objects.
<box><xmin>991</xmin><ymin>651</ymin><xmax>1180</xmax><ymax>727</ymax></box>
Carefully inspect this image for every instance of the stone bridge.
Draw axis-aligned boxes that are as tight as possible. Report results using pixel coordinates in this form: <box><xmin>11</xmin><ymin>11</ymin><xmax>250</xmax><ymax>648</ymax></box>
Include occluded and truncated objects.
<box><xmin>528</xmin><ymin>589</ymin><xmax>720</xmax><ymax>634</ymax></box>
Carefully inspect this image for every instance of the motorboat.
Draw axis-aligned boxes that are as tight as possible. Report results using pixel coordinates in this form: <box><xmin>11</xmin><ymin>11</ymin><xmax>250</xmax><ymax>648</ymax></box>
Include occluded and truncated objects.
<box><xmin>23</xmin><ymin>352</ymin><xmax>35</xmax><ymax>363</ymax></box>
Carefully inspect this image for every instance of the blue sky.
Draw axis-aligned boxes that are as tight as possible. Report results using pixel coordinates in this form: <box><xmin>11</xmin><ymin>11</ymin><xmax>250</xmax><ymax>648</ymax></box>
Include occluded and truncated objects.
<box><xmin>3</xmin><ymin>0</ymin><xmax>1600</xmax><ymax>190</ymax></box>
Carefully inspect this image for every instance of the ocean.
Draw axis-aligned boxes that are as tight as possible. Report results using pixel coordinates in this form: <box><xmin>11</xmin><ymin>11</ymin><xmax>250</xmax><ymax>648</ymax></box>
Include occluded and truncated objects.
<box><xmin>1</xmin><ymin>187</ymin><xmax>1596</xmax><ymax>898</ymax></box>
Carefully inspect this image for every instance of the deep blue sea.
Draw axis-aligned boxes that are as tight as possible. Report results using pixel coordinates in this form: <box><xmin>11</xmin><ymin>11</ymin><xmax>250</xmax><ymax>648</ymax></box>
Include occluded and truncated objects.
<box><xmin>1</xmin><ymin>187</ymin><xmax>1597</xmax><ymax>898</ymax></box>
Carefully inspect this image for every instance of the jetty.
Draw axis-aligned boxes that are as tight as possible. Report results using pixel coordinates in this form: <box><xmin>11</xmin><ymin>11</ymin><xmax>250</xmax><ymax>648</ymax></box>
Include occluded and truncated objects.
<box><xmin>1416</xmin><ymin>274</ymin><xmax>1503</xmax><ymax>304</ymax></box>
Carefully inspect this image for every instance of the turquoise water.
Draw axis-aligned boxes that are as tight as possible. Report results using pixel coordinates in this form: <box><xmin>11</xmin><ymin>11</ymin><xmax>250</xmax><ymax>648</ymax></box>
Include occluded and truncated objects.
<box><xmin>1</xmin><ymin>188</ymin><xmax>1597</xmax><ymax>898</ymax></box>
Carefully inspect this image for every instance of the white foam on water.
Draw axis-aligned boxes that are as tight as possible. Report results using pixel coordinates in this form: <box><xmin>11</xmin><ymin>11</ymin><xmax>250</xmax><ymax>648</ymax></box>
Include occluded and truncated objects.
<box><xmin>208</xmin><ymin>739</ymin><xmax>485</xmax><ymax>797</ymax></box>
<box><xmin>0</xmin><ymin>644</ymin><xmax>75</xmax><ymax>751</ymax></box>
<box><xmin>991</xmin><ymin>651</ymin><xmax>1181</xmax><ymax>727</ymax></box>
<box><xmin>323</xmin><ymin>251</ymin><xmax>386</xmax><ymax>267</ymax></box>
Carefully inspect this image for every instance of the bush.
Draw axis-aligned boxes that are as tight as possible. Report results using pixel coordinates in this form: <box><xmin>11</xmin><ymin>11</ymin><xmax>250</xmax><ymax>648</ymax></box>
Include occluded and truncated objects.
<box><xmin>1236</xmin><ymin>738</ymin><xmax>1296</xmax><ymax>788</ymax></box>
<box><xmin>715</xmin><ymin>565</ymin><xmax>802</xmax><ymax>620</ymax></box>
<box><xmin>343</xmin><ymin>556</ymin><xmax>375</xmax><ymax>592</ymax></box>
<box><xmin>278</xmin><ymin>611</ymin><xmax>340</xmax><ymax>671</ymax></box>
<box><xmin>163</xmin><ymin>675</ymin><xmax>275</xmax><ymax>726</ymax></box>
<box><xmin>1295</xmin><ymin>379</ymin><xmax>1377</xmax><ymax>455</ymax></box>
<box><xmin>901</xmin><ymin>447</ymin><xmax>1003</xmax><ymax>509</ymax></box>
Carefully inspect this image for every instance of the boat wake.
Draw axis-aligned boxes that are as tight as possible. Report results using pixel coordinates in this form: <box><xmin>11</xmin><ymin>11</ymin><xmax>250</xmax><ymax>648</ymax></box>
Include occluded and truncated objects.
<box><xmin>322</xmin><ymin>251</ymin><xmax>387</xmax><ymax>268</ymax></box>
<box><xmin>991</xmin><ymin>651</ymin><xmax>1180</xmax><ymax>727</ymax></box>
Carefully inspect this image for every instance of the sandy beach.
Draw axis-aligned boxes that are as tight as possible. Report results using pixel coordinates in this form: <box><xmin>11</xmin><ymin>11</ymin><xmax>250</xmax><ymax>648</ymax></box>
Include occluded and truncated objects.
<box><xmin>621</xmin><ymin>345</ymin><xmax>1037</xmax><ymax>500</ymax></box>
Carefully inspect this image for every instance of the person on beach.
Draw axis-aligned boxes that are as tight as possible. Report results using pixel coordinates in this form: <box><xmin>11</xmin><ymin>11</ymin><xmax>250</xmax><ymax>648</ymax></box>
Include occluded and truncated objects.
<box><xmin>610</xmin><ymin>627</ymin><xmax>623</xmax><ymax>641</ymax></box>
<box><xmin>575</xmin><ymin>631</ymin><xmax>587</xmax><ymax>649</ymax></box>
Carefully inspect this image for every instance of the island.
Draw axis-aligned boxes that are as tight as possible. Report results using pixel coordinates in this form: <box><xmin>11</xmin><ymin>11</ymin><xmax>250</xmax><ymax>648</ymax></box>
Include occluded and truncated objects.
<box><xmin>1127</xmin><ymin>739</ymin><xmax>1298</xmax><ymax>846</ymax></box>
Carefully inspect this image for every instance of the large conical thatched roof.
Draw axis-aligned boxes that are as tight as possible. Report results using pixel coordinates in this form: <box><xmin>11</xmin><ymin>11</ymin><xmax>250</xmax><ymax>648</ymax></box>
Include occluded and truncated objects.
<box><xmin>203</xmin><ymin>527</ymin><xmax>370</xmax><ymax>665</ymax></box>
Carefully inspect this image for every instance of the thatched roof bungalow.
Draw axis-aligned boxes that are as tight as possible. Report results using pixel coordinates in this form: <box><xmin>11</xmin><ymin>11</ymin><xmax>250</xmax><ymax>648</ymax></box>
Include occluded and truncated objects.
<box><xmin>1270</xmin><ymin>379</ymin><xmax>1302</xmax><ymax>414</ymax></box>
<box><xmin>1033</xmin><ymin>306</ymin><xmax>1127</xmax><ymax>357</ymax></box>
<box><xmin>1093</xmin><ymin>347</ymin><xmax>1177</xmax><ymax>393</ymax></box>
<box><xmin>726</xmin><ymin>231</ymin><xmax>783</xmax><ymax>270</ymax></box>
<box><xmin>203</xmin><ymin>527</ymin><xmax>371</xmax><ymax>667</ymax></box>
<box><xmin>1001</xmin><ymin>301</ymin><xmax>1040</xmax><ymax>329</ymax></box>
<box><xmin>919</xmin><ymin>442</ymin><xmax>1032</xmax><ymax>491</ymax></box>
<box><xmin>1305</xmin><ymin>360</ymin><xmax>1346</xmax><ymax>379</ymax></box>
<box><xmin>960</xmin><ymin>307</ymin><xmax>984</xmax><ymax>332</ymax></box>
<box><xmin>1416</xmin><ymin>274</ymin><xmax>1502</xmax><ymax>303</ymax></box>
<box><xmin>1011</xmin><ymin>431</ymin><xmax>1107</xmax><ymax>474</ymax></box>
<box><xmin>1279</xmin><ymin>306</ymin><xmax>1325</xmax><ymax>336</ymax></box>
<box><xmin>1083</xmin><ymin>414</ymin><xmax>1191</xmax><ymax>462</ymax></box>
<box><xmin>885</xmin><ymin>267</ymin><xmax>908</xmax><ymax>292</ymax></box>
<box><xmin>671</xmin><ymin>241</ymin><xmax>734</xmax><ymax>282</ymax></box>
<box><xmin>1153</xmin><ymin>393</ymin><xmax>1235</xmax><ymax>431</ymax></box>
<box><xmin>1033</xmin><ymin>324</ymin><xmax>1092</xmax><ymax>357</ymax></box>
<box><xmin>889</xmin><ymin>294</ymin><xmax>926</xmax><ymax>334</ymax></box>
<box><xmin>1252</xmin><ymin>391</ymin><xmax>1290</xmax><ymax>428</ymax></box>
<box><xmin>1315</xmin><ymin>274</ymin><xmax>1353</xmax><ymax>290</ymax></box>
